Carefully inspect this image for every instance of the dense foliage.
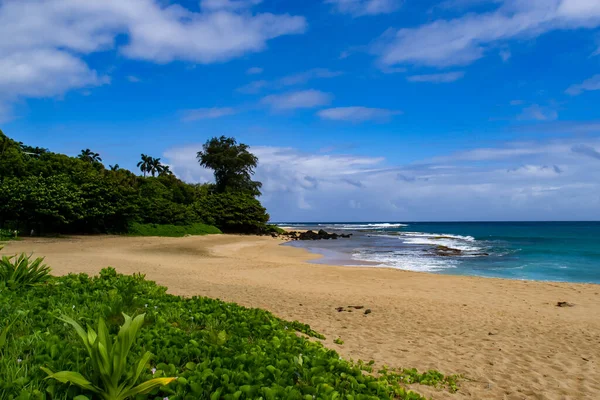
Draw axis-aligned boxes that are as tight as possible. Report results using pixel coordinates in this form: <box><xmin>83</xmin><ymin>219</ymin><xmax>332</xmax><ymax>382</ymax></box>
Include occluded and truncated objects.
<box><xmin>197</xmin><ymin>136</ymin><xmax>262</xmax><ymax>197</ymax></box>
<box><xmin>0</xmin><ymin>131</ymin><xmax>270</xmax><ymax>234</ymax></box>
<box><xmin>0</xmin><ymin>267</ymin><xmax>459</xmax><ymax>400</ymax></box>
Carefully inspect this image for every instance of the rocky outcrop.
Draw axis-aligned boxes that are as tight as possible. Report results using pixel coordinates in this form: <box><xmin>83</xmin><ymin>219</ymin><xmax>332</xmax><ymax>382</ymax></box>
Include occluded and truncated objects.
<box><xmin>281</xmin><ymin>229</ymin><xmax>352</xmax><ymax>241</ymax></box>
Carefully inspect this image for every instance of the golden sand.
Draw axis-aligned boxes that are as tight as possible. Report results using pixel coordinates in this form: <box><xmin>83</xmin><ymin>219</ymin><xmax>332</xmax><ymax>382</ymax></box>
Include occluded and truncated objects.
<box><xmin>3</xmin><ymin>235</ymin><xmax>599</xmax><ymax>399</ymax></box>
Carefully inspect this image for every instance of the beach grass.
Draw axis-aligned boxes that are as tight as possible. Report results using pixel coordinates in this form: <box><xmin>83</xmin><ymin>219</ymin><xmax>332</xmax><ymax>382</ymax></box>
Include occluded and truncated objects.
<box><xmin>0</xmin><ymin>265</ymin><xmax>459</xmax><ymax>400</ymax></box>
<box><xmin>127</xmin><ymin>222</ymin><xmax>222</xmax><ymax>237</ymax></box>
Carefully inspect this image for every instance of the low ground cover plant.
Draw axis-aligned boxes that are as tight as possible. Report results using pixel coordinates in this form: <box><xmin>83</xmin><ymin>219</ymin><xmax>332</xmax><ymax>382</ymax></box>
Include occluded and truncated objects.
<box><xmin>1</xmin><ymin>265</ymin><xmax>458</xmax><ymax>399</ymax></box>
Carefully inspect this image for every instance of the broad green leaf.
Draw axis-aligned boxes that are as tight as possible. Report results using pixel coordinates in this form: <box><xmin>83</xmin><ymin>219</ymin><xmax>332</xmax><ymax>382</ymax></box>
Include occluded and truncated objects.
<box><xmin>121</xmin><ymin>377</ymin><xmax>176</xmax><ymax>398</ymax></box>
<box><xmin>41</xmin><ymin>370</ymin><xmax>99</xmax><ymax>393</ymax></box>
<box><xmin>133</xmin><ymin>351</ymin><xmax>153</xmax><ymax>384</ymax></box>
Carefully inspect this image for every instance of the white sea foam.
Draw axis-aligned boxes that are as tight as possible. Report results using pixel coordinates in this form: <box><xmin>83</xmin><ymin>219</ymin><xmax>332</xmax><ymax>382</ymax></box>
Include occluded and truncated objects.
<box><xmin>318</xmin><ymin>223</ymin><xmax>408</xmax><ymax>230</ymax></box>
<box><xmin>352</xmin><ymin>250</ymin><xmax>458</xmax><ymax>272</ymax></box>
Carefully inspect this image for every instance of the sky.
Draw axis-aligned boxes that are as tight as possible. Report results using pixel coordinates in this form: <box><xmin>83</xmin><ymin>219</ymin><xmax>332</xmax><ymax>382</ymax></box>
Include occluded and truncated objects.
<box><xmin>2</xmin><ymin>0</ymin><xmax>600</xmax><ymax>222</ymax></box>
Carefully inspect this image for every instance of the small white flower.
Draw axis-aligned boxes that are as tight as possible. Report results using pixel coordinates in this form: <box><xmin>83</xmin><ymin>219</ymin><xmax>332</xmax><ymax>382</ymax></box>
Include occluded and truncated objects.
<box><xmin>163</xmin><ymin>397</ymin><xmax>169</xmax><ymax>400</ymax></box>
<box><xmin>17</xmin><ymin>358</ymin><xmax>22</xmax><ymax>363</ymax></box>
<box><xmin>72</xmin><ymin>305</ymin><xmax>75</xmax><ymax>310</ymax></box>
<box><xmin>151</xmin><ymin>368</ymin><xmax>156</xmax><ymax>375</ymax></box>
<box><xmin>154</xmin><ymin>306</ymin><xmax>158</xmax><ymax>310</ymax></box>
<box><xmin>145</xmin><ymin>304</ymin><xmax>148</xmax><ymax>308</ymax></box>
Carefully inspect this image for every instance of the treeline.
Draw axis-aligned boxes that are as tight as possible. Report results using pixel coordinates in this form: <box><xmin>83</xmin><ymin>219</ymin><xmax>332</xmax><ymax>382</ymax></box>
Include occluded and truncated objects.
<box><xmin>0</xmin><ymin>131</ymin><xmax>270</xmax><ymax>234</ymax></box>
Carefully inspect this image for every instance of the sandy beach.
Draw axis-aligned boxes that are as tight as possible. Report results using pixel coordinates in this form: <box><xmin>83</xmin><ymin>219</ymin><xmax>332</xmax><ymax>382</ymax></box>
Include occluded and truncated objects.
<box><xmin>3</xmin><ymin>235</ymin><xmax>599</xmax><ymax>399</ymax></box>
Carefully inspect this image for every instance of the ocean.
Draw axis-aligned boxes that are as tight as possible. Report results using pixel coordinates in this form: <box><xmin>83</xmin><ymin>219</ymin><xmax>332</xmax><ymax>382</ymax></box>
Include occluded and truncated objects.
<box><xmin>281</xmin><ymin>222</ymin><xmax>600</xmax><ymax>284</ymax></box>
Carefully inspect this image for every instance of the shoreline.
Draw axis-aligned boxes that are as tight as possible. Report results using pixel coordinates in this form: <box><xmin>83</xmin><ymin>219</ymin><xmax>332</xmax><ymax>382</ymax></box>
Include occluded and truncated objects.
<box><xmin>2</xmin><ymin>234</ymin><xmax>599</xmax><ymax>399</ymax></box>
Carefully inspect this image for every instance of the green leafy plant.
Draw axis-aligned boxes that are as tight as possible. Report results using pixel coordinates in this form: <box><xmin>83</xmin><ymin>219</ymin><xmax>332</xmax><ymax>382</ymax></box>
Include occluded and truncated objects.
<box><xmin>0</xmin><ymin>252</ymin><xmax>51</xmax><ymax>288</ymax></box>
<box><xmin>42</xmin><ymin>313</ymin><xmax>175</xmax><ymax>400</ymax></box>
<box><xmin>333</xmin><ymin>337</ymin><xmax>344</xmax><ymax>345</ymax></box>
<box><xmin>0</xmin><ymin>268</ymin><xmax>458</xmax><ymax>399</ymax></box>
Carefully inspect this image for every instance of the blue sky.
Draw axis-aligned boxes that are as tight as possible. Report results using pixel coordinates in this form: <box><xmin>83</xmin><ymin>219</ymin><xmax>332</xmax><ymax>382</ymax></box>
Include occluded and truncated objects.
<box><xmin>2</xmin><ymin>0</ymin><xmax>600</xmax><ymax>221</ymax></box>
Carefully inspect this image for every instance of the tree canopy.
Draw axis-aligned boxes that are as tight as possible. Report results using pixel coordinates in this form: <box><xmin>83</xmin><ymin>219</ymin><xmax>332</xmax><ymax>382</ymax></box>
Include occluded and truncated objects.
<box><xmin>197</xmin><ymin>136</ymin><xmax>262</xmax><ymax>196</ymax></box>
<box><xmin>0</xmin><ymin>132</ymin><xmax>270</xmax><ymax>234</ymax></box>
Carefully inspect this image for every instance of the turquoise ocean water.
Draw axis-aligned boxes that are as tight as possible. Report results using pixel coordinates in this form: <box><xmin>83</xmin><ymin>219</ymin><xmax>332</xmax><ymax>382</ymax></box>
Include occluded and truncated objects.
<box><xmin>281</xmin><ymin>222</ymin><xmax>600</xmax><ymax>284</ymax></box>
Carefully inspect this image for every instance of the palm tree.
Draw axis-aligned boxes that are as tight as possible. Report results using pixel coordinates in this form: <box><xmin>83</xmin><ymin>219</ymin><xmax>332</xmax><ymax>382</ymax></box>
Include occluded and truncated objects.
<box><xmin>78</xmin><ymin>149</ymin><xmax>102</xmax><ymax>163</ymax></box>
<box><xmin>109</xmin><ymin>164</ymin><xmax>120</xmax><ymax>171</ymax></box>
<box><xmin>148</xmin><ymin>157</ymin><xmax>166</xmax><ymax>177</ymax></box>
<box><xmin>137</xmin><ymin>154</ymin><xmax>152</xmax><ymax>177</ymax></box>
<box><xmin>158</xmin><ymin>164</ymin><xmax>172</xmax><ymax>176</ymax></box>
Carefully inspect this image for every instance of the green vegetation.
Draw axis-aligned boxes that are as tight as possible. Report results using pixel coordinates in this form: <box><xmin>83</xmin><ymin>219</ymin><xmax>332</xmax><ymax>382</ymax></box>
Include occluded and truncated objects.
<box><xmin>128</xmin><ymin>223</ymin><xmax>222</xmax><ymax>237</ymax></box>
<box><xmin>0</xmin><ymin>229</ymin><xmax>17</xmax><ymax>241</ymax></box>
<box><xmin>0</xmin><ymin>131</ymin><xmax>270</xmax><ymax>235</ymax></box>
<box><xmin>333</xmin><ymin>338</ymin><xmax>344</xmax><ymax>345</ymax></box>
<box><xmin>0</xmin><ymin>262</ymin><xmax>458</xmax><ymax>399</ymax></box>
<box><xmin>265</xmin><ymin>225</ymin><xmax>287</xmax><ymax>235</ymax></box>
<box><xmin>0</xmin><ymin>252</ymin><xmax>51</xmax><ymax>289</ymax></box>
<box><xmin>42</xmin><ymin>313</ymin><xmax>176</xmax><ymax>400</ymax></box>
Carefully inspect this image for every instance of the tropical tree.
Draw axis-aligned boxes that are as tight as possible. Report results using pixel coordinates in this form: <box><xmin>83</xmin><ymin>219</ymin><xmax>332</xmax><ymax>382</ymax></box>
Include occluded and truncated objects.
<box><xmin>137</xmin><ymin>154</ymin><xmax>152</xmax><ymax>177</ymax></box>
<box><xmin>197</xmin><ymin>136</ymin><xmax>262</xmax><ymax>196</ymax></box>
<box><xmin>109</xmin><ymin>164</ymin><xmax>120</xmax><ymax>171</ymax></box>
<box><xmin>78</xmin><ymin>149</ymin><xmax>102</xmax><ymax>164</ymax></box>
<box><xmin>157</xmin><ymin>164</ymin><xmax>172</xmax><ymax>176</ymax></box>
<box><xmin>149</xmin><ymin>157</ymin><xmax>163</xmax><ymax>177</ymax></box>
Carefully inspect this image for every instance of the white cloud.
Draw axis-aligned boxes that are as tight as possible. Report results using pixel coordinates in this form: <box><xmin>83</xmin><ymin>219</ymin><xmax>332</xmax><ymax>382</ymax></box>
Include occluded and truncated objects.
<box><xmin>0</xmin><ymin>50</ymin><xmax>108</xmax><ymax>111</ymax></box>
<box><xmin>407</xmin><ymin>71</ymin><xmax>465</xmax><ymax>83</ymax></box>
<box><xmin>127</xmin><ymin>75</ymin><xmax>141</xmax><ymax>82</ymax></box>
<box><xmin>373</xmin><ymin>0</ymin><xmax>600</xmax><ymax>67</ymax></box>
<box><xmin>566</xmin><ymin>74</ymin><xmax>600</xmax><ymax>95</ymax></box>
<box><xmin>318</xmin><ymin>106</ymin><xmax>402</xmax><ymax>122</ymax></box>
<box><xmin>0</xmin><ymin>0</ymin><xmax>306</xmax><ymax>117</ymax></box>
<box><xmin>261</xmin><ymin>90</ymin><xmax>333</xmax><ymax>110</ymax></box>
<box><xmin>237</xmin><ymin>80</ymin><xmax>269</xmax><ymax>94</ymax></box>
<box><xmin>326</xmin><ymin>0</ymin><xmax>403</xmax><ymax>17</ymax></box>
<box><xmin>279</xmin><ymin>68</ymin><xmax>343</xmax><ymax>86</ymax></box>
<box><xmin>238</xmin><ymin>68</ymin><xmax>342</xmax><ymax>94</ymax></box>
<box><xmin>201</xmin><ymin>0</ymin><xmax>262</xmax><ymax>11</ymax></box>
<box><xmin>181</xmin><ymin>107</ymin><xmax>237</xmax><ymax>121</ymax></box>
<box><xmin>518</xmin><ymin>104</ymin><xmax>558</xmax><ymax>121</ymax></box>
<box><xmin>246</xmin><ymin>67</ymin><xmax>264</xmax><ymax>75</ymax></box>
<box><xmin>164</xmin><ymin>136</ymin><xmax>600</xmax><ymax>221</ymax></box>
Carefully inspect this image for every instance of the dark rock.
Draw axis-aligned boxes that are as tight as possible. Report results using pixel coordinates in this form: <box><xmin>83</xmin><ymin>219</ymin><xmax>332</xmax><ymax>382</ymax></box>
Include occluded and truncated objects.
<box><xmin>348</xmin><ymin>305</ymin><xmax>364</xmax><ymax>310</ymax></box>
<box><xmin>270</xmin><ymin>232</ymin><xmax>279</xmax><ymax>238</ymax></box>
<box><xmin>297</xmin><ymin>229</ymin><xmax>351</xmax><ymax>241</ymax></box>
<box><xmin>335</xmin><ymin>307</ymin><xmax>345</xmax><ymax>312</ymax></box>
<box><xmin>364</xmin><ymin>309</ymin><xmax>372</xmax><ymax>315</ymax></box>
<box><xmin>434</xmin><ymin>245</ymin><xmax>462</xmax><ymax>256</ymax></box>
<box><xmin>556</xmin><ymin>301</ymin><xmax>575</xmax><ymax>307</ymax></box>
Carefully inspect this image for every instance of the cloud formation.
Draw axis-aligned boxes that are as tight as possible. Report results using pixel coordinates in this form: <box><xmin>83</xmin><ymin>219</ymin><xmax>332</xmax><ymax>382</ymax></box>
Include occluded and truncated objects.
<box><xmin>165</xmin><ymin>135</ymin><xmax>600</xmax><ymax>221</ymax></box>
<box><xmin>317</xmin><ymin>106</ymin><xmax>401</xmax><ymax>122</ymax></box>
<box><xmin>238</xmin><ymin>68</ymin><xmax>342</xmax><ymax>94</ymax></box>
<box><xmin>246</xmin><ymin>67</ymin><xmax>264</xmax><ymax>75</ymax></box>
<box><xmin>181</xmin><ymin>107</ymin><xmax>237</xmax><ymax>121</ymax></box>
<box><xmin>0</xmin><ymin>0</ymin><xmax>306</xmax><ymax>116</ymax></box>
<box><xmin>407</xmin><ymin>71</ymin><xmax>465</xmax><ymax>83</ymax></box>
<box><xmin>261</xmin><ymin>90</ymin><xmax>333</xmax><ymax>110</ymax></box>
<box><xmin>373</xmin><ymin>0</ymin><xmax>600</xmax><ymax>67</ymax></box>
<box><xmin>517</xmin><ymin>104</ymin><xmax>559</xmax><ymax>121</ymax></box>
<box><xmin>566</xmin><ymin>74</ymin><xmax>600</xmax><ymax>95</ymax></box>
<box><xmin>325</xmin><ymin>0</ymin><xmax>402</xmax><ymax>17</ymax></box>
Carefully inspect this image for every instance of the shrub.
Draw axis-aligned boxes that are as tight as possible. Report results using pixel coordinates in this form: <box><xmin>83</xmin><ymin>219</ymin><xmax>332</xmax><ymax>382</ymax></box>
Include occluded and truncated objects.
<box><xmin>0</xmin><ymin>252</ymin><xmax>51</xmax><ymax>288</ymax></box>
<box><xmin>194</xmin><ymin>192</ymin><xmax>269</xmax><ymax>233</ymax></box>
<box><xmin>265</xmin><ymin>224</ymin><xmax>286</xmax><ymax>235</ymax></box>
<box><xmin>42</xmin><ymin>313</ymin><xmax>175</xmax><ymax>400</ymax></box>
